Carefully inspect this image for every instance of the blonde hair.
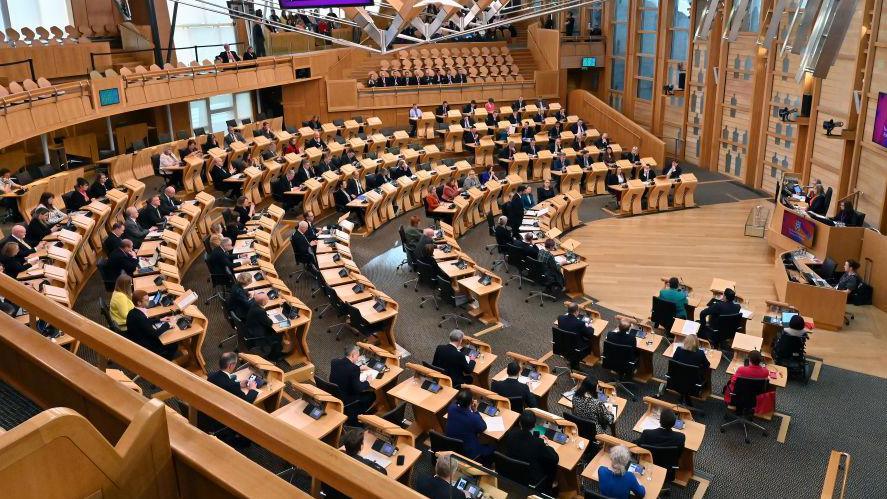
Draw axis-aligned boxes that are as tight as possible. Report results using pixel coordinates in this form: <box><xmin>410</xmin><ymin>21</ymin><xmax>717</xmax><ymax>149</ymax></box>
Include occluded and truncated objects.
<box><xmin>209</xmin><ymin>234</ymin><xmax>222</xmax><ymax>248</ymax></box>
<box><xmin>610</xmin><ymin>445</ymin><xmax>631</xmax><ymax>476</ymax></box>
<box><xmin>113</xmin><ymin>274</ymin><xmax>133</xmax><ymax>299</ymax></box>
<box><xmin>682</xmin><ymin>334</ymin><xmax>699</xmax><ymax>352</ymax></box>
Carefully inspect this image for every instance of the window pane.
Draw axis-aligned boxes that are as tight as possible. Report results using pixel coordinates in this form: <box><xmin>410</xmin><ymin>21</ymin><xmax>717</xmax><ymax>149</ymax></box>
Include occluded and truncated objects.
<box><xmin>670</xmin><ymin>30</ymin><xmax>689</xmax><ymax>60</ymax></box>
<box><xmin>640</xmin><ymin>10</ymin><xmax>658</xmax><ymax>31</ymax></box>
<box><xmin>611</xmin><ymin>59</ymin><xmax>626</xmax><ymax>91</ymax></box>
<box><xmin>613</xmin><ymin>24</ymin><xmax>628</xmax><ymax>56</ymax></box>
<box><xmin>189</xmin><ymin>100</ymin><xmax>208</xmax><ymax>131</ymax></box>
<box><xmin>673</xmin><ymin>0</ymin><xmax>692</xmax><ymax>29</ymax></box>
<box><xmin>636</xmin><ymin>79</ymin><xmax>653</xmax><ymax>100</ymax></box>
<box><xmin>235</xmin><ymin>92</ymin><xmax>253</xmax><ymax>121</ymax></box>
<box><xmin>209</xmin><ymin>94</ymin><xmax>234</xmax><ymax>111</ymax></box>
<box><xmin>613</xmin><ymin>0</ymin><xmax>630</xmax><ymax>21</ymax></box>
<box><xmin>639</xmin><ymin>33</ymin><xmax>656</xmax><ymax>55</ymax></box>
<box><xmin>7</xmin><ymin>0</ymin><xmax>71</xmax><ymax>31</ymax></box>
<box><xmin>637</xmin><ymin>56</ymin><xmax>655</xmax><ymax>78</ymax></box>
<box><xmin>743</xmin><ymin>0</ymin><xmax>762</xmax><ymax>32</ymax></box>
<box><xmin>210</xmin><ymin>110</ymin><xmax>235</xmax><ymax>135</ymax></box>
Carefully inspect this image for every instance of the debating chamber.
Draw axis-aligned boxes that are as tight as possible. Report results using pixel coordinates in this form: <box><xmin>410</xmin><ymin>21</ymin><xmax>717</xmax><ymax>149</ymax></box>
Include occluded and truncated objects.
<box><xmin>0</xmin><ymin>0</ymin><xmax>885</xmax><ymax>497</ymax></box>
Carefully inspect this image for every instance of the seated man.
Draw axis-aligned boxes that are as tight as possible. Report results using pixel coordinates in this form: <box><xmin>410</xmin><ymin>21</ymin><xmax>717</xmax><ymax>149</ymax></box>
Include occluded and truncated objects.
<box><xmin>662</xmin><ymin>159</ymin><xmax>682</xmax><ymax>179</ymax></box>
<box><xmin>107</xmin><ymin>239</ymin><xmax>139</xmax><ymax>278</ymax></box>
<box><xmin>658</xmin><ymin>277</ymin><xmax>689</xmax><ymax>319</ymax></box>
<box><xmin>226</xmin><ymin>272</ymin><xmax>253</xmax><ymax>320</ymax></box>
<box><xmin>491</xmin><ymin>361</ymin><xmax>537</xmax><ymax>409</ymax></box>
<box><xmin>512</xmin><ymin>232</ymin><xmax>539</xmax><ymax>261</ymax></box>
<box><xmin>123</xmin><ymin>207</ymin><xmax>150</xmax><ymax>248</ymax></box>
<box><xmin>210</xmin><ymin>157</ymin><xmax>241</xmax><ymax>199</ymax></box>
<box><xmin>272</xmin><ymin>169</ymin><xmax>298</xmax><ymax>210</ymax></box>
<box><xmin>445</xmin><ymin>390</ymin><xmax>494</xmax><ymax>463</ymax></box>
<box><xmin>126</xmin><ymin>289</ymin><xmax>177</xmax><ymax>360</ymax></box>
<box><xmin>321</xmin><ymin>428</ymin><xmax>387</xmax><ymax>499</ymax></box>
<box><xmin>557</xmin><ymin>303</ymin><xmax>594</xmax><ymax>343</ymax></box>
<box><xmin>605</xmin><ymin>319</ymin><xmax>638</xmax><ymax>361</ymax></box>
<box><xmin>432</xmin><ymin>329</ymin><xmax>476</xmax><ymax>388</ymax></box>
<box><xmin>245</xmin><ymin>293</ymin><xmax>282</xmax><ymax>361</ymax></box>
<box><xmin>198</xmin><ymin>352</ymin><xmax>258</xmax><ymax>448</ymax></box>
<box><xmin>158</xmin><ymin>186</ymin><xmax>180</xmax><ymax>216</ymax></box>
<box><xmin>494</xmin><ymin>216</ymin><xmax>513</xmax><ymax>247</ymax></box>
<box><xmin>207</xmin><ymin>237</ymin><xmax>238</xmax><ymax>277</ymax></box>
<box><xmin>698</xmin><ymin>288</ymin><xmax>741</xmax><ymax>342</ymax></box>
<box><xmin>137</xmin><ymin>195</ymin><xmax>165</xmax><ymax>228</ymax></box>
<box><xmin>330</xmin><ymin>344</ymin><xmax>376</xmax><ymax>422</ymax></box>
<box><xmin>499</xmin><ymin>410</ymin><xmax>560</xmax><ymax>494</ymax></box>
<box><xmin>415</xmin><ymin>454</ymin><xmax>463</xmax><ymax>499</ymax></box>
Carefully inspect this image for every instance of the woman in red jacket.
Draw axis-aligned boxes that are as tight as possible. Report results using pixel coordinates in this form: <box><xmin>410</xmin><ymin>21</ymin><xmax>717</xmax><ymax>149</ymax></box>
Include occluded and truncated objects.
<box><xmin>724</xmin><ymin>350</ymin><xmax>770</xmax><ymax>404</ymax></box>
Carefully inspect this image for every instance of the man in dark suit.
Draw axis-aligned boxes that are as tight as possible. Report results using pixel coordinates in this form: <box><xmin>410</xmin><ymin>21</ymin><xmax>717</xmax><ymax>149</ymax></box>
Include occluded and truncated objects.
<box><xmin>414</xmin><ymin>454</ymin><xmax>462</xmax><ymax>499</ymax></box>
<box><xmin>391</xmin><ymin>161</ymin><xmax>412</xmax><ymax>180</ymax></box>
<box><xmin>226</xmin><ymin>272</ymin><xmax>253</xmax><ymax>320</ymax></box>
<box><xmin>321</xmin><ymin>428</ymin><xmax>387</xmax><ymax>498</ymax></box>
<box><xmin>435</xmin><ymin>101</ymin><xmax>450</xmax><ymax>123</ymax></box>
<box><xmin>494</xmin><ymin>216</ymin><xmax>514</xmax><ymax>247</ymax></box>
<box><xmin>329</xmin><ymin>344</ymin><xmax>376</xmax><ymax>421</ymax></box>
<box><xmin>291</xmin><ymin>221</ymin><xmax>317</xmax><ymax>267</ymax></box>
<box><xmin>504</xmin><ymin>187</ymin><xmax>526</xmax><ymax>238</ymax></box>
<box><xmin>624</xmin><ymin>146</ymin><xmax>641</xmax><ymax>163</ymax></box>
<box><xmin>662</xmin><ymin>159</ymin><xmax>682</xmax><ymax>179</ymax></box>
<box><xmin>512</xmin><ymin>96</ymin><xmax>526</xmax><ymax>110</ymax></box>
<box><xmin>305</xmin><ymin>131</ymin><xmax>326</xmax><ymax>151</ymax></box>
<box><xmin>272</xmin><ymin>169</ymin><xmax>297</xmax><ymax>210</ymax></box>
<box><xmin>198</xmin><ymin>352</ymin><xmax>257</xmax><ymax>448</ymax></box>
<box><xmin>521</xmin><ymin>124</ymin><xmax>536</xmax><ymax>143</ymax></box>
<box><xmin>549</xmin><ymin>137</ymin><xmax>563</xmax><ymax>154</ymax></box>
<box><xmin>334</xmin><ymin>182</ymin><xmax>355</xmax><ymax>214</ymax></box>
<box><xmin>432</xmin><ymin>329</ymin><xmax>476</xmax><ymax>388</ymax></box>
<box><xmin>552</xmin><ymin>152</ymin><xmax>569</xmax><ymax>172</ymax></box>
<box><xmin>224</xmin><ymin>125</ymin><xmax>246</xmax><ymax>146</ymax></box>
<box><xmin>463</xmin><ymin>100</ymin><xmax>477</xmax><ymax>114</ymax></box>
<box><xmin>210</xmin><ymin>157</ymin><xmax>241</xmax><ymax>198</ymax></box>
<box><xmin>463</xmin><ymin>127</ymin><xmax>480</xmax><ymax>147</ymax></box>
<box><xmin>513</xmin><ymin>232</ymin><xmax>539</xmax><ymax>260</ymax></box>
<box><xmin>103</xmin><ymin>223</ymin><xmax>125</xmax><ymax>256</ymax></box>
<box><xmin>123</xmin><ymin>207</ymin><xmax>149</xmax><ymax>248</ymax></box>
<box><xmin>159</xmin><ymin>186</ymin><xmax>180</xmax><ymax>216</ymax></box>
<box><xmin>207</xmin><ymin>237</ymin><xmax>238</xmax><ymax>277</ymax></box>
<box><xmin>634</xmin><ymin>408</ymin><xmax>686</xmax><ymax>449</ymax></box>
<box><xmin>499</xmin><ymin>141</ymin><xmax>516</xmax><ymax>162</ymax></box>
<box><xmin>523</xmin><ymin>137</ymin><xmax>540</xmax><ymax>156</ymax></box>
<box><xmin>557</xmin><ymin>303</ymin><xmax>595</xmax><ymax>343</ymax></box>
<box><xmin>217</xmin><ymin>44</ymin><xmax>240</xmax><ymax>63</ymax></box>
<box><xmin>412</xmin><ymin>228</ymin><xmax>435</xmax><ymax>262</ymax></box>
<box><xmin>500</xmin><ymin>410</ymin><xmax>560</xmax><ymax>494</ymax></box>
<box><xmin>605</xmin><ymin>320</ymin><xmax>639</xmax><ymax>360</ymax></box>
<box><xmin>137</xmin><ymin>196</ymin><xmax>164</xmax><ymax>228</ymax></box>
<box><xmin>572</xmin><ymin>119</ymin><xmax>587</xmax><ymax>136</ymax></box>
<box><xmin>1</xmin><ymin>225</ymin><xmax>35</xmax><ymax>259</ymax></box>
<box><xmin>245</xmin><ymin>293</ymin><xmax>281</xmax><ymax>360</ymax></box>
<box><xmin>595</xmin><ymin>132</ymin><xmax>610</xmax><ymax>149</ymax></box>
<box><xmin>294</xmin><ymin>161</ymin><xmax>315</xmax><ymax>185</ymax></box>
<box><xmin>107</xmin><ymin>239</ymin><xmax>139</xmax><ymax>278</ymax></box>
<box><xmin>699</xmin><ymin>288</ymin><xmax>741</xmax><ymax>341</ymax></box>
<box><xmin>491</xmin><ymin>362</ymin><xmax>537</xmax><ymax>409</ymax></box>
<box><xmin>337</xmin><ymin>149</ymin><xmax>359</xmax><ymax>169</ymax></box>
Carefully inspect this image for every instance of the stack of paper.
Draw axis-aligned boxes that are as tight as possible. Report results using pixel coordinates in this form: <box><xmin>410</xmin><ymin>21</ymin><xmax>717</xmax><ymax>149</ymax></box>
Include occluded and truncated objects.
<box><xmin>483</xmin><ymin>416</ymin><xmax>506</xmax><ymax>432</ymax></box>
<box><xmin>360</xmin><ymin>369</ymin><xmax>380</xmax><ymax>383</ymax></box>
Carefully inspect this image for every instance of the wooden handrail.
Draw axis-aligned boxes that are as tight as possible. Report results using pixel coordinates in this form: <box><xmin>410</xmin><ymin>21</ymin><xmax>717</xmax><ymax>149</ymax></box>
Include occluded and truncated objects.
<box><xmin>0</xmin><ymin>274</ymin><xmax>420</xmax><ymax>498</ymax></box>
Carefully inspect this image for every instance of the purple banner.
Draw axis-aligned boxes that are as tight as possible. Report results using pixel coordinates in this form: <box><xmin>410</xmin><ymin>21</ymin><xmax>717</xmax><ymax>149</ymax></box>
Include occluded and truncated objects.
<box><xmin>279</xmin><ymin>0</ymin><xmax>372</xmax><ymax>8</ymax></box>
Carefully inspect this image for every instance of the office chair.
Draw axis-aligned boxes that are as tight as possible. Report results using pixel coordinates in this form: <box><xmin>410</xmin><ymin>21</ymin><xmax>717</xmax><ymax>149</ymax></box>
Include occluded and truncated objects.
<box><xmin>423</xmin><ymin>197</ymin><xmax>442</xmax><ymax>226</ymax></box>
<box><xmin>435</xmin><ymin>275</ymin><xmax>473</xmax><ymax>329</ymax></box>
<box><xmin>429</xmin><ymin>430</ymin><xmax>465</xmax><ymax>457</ymax></box>
<box><xmin>601</xmin><ymin>340</ymin><xmax>638</xmax><ymax>400</ymax></box>
<box><xmin>721</xmin><ymin>377</ymin><xmax>770</xmax><ymax>443</ymax></box>
<box><xmin>651</xmin><ymin>296</ymin><xmax>678</xmax><ymax>336</ymax></box>
<box><xmin>638</xmin><ymin>444</ymin><xmax>683</xmax><ymax>484</ymax></box>
<box><xmin>506</xmin><ymin>396</ymin><xmax>525</xmax><ymax>414</ymax></box>
<box><xmin>493</xmin><ymin>451</ymin><xmax>548</xmax><ymax>492</ymax></box>
<box><xmin>562</xmin><ymin>411</ymin><xmax>603</xmax><ymax>441</ymax></box>
<box><xmin>551</xmin><ymin>326</ymin><xmax>591</xmax><ymax>370</ymax></box>
<box><xmin>231</xmin><ymin>313</ymin><xmax>270</xmax><ymax>357</ymax></box>
<box><xmin>96</xmin><ymin>258</ymin><xmax>118</xmax><ymax>292</ymax></box>
<box><xmin>422</xmin><ymin>361</ymin><xmax>448</xmax><ymax>377</ymax></box>
<box><xmin>582</xmin><ymin>488</ymin><xmax>614</xmax><ymax>499</ymax></box>
<box><xmin>525</xmin><ymin>256</ymin><xmax>558</xmax><ymax>306</ymax></box>
<box><xmin>504</xmin><ymin>243</ymin><xmax>530</xmax><ymax>288</ymax></box>
<box><xmin>97</xmin><ymin>296</ymin><xmax>124</xmax><ymax>336</ymax></box>
<box><xmin>204</xmin><ymin>255</ymin><xmax>233</xmax><ymax>305</ymax></box>
<box><xmin>335</xmin><ymin>302</ymin><xmax>385</xmax><ymax>342</ymax></box>
<box><xmin>397</xmin><ymin>226</ymin><xmax>417</xmax><ymax>287</ymax></box>
<box><xmin>314</xmin><ymin>375</ymin><xmax>370</xmax><ymax>425</ymax></box>
<box><xmin>380</xmin><ymin>402</ymin><xmax>410</xmax><ymax>429</ymax></box>
<box><xmin>413</xmin><ymin>260</ymin><xmax>439</xmax><ymax>309</ymax></box>
<box><xmin>710</xmin><ymin>313</ymin><xmax>742</xmax><ymax>352</ymax></box>
<box><xmin>217</xmin><ymin>308</ymin><xmax>241</xmax><ymax>350</ymax></box>
<box><xmin>773</xmin><ymin>333</ymin><xmax>810</xmax><ymax>383</ymax></box>
<box><xmin>663</xmin><ymin>359</ymin><xmax>705</xmax><ymax>416</ymax></box>
<box><xmin>484</xmin><ymin>212</ymin><xmax>498</xmax><ymax>254</ymax></box>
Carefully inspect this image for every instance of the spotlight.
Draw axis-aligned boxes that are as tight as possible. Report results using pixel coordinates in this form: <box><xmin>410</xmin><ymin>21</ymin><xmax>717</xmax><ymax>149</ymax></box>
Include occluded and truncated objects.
<box><xmin>778</xmin><ymin>107</ymin><xmax>797</xmax><ymax>122</ymax></box>
<box><xmin>663</xmin><ymin>84</ymin><xmax>674</xmax><ymax>96</ymax></box>
<box><xmin>822</xmin><ymin>119</ymin><xmax>844</xmax><ymax>136</ymax></box>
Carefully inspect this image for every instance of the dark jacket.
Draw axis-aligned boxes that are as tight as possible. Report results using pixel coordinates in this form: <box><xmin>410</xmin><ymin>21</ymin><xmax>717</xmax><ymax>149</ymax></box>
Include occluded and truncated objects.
<box><xmin>88</xmin><ymin>180</ymin><xmax>109</xmax><ymax>199</ymax></box>
<box><xmin>490</xmin><ymin>377</ymin><xmax>537</xmax><ymax>408</ymax></box>
<box><xmin>25</xmin><ymin>218</ymin><xmax>51</xmax><ymax>247</ymax></box>
<box><xmin>124</xmin><ymin>218</ymin><xmax>149</xmax><ymax>248</ymax></box>
<box><xmin>65</xmin><ymin>189</ymin><xmax>90</xmax><ymax>211</ymax></box>
<box><xmin>244</xmin><ymin>301</ymin><xmax>275</xmax><ymax>340</ymax></box>
<box><xmin>605</xmin><ymin>330</ymin><xmax>638</xmax><ymax>359</ymax></box>
<box><xmin>699</xmin><ymin>300</ymin><xmax>741</xmax><ymax>326</ymax></box>
<box><xmin>557</xmin><ymin>313</ymin><xmax>594</xmax><ymax>342</ymax></box>
<box><xmin>0</xmin><ymin>254</ymin><xmax>30</xmax><ymax>278</ymax></box>
<box><xmin>108</xmin><ymin>247</ymin><xmax>139</xmax><ymax>278</ymax></box>
<box><xmin>103</xmin><ymin>233</ymin><xmax>123</xmax><ymax>256</ymax></box>
<box><xmin>504</xmin><ymin>197</ymin><xmax>525</xmax><ymax>235</ymax></box>
<box><xmin>0</xmin><ymin>235</ymin><xmax>35</xmax><ymax>259</ymax></box>
<box><xmin>808</xmin><ymin>195</ymin><xmax>828</xmax><ymax>216</ymax></box>
<box><xmin>662</xmin><ymin>163</ymin><xmax>683</xmax><ymax>179</ymax></box>
<box><xmin>217</xmin><ymin>50</ymin><xmax>240</xmax><ymax>63</ymax></box>
<box><xmin>137</xmin><ymin>205</ymin><xmax>163</xmax><ymax>229</ymax></box>
<box><xmin>199</xmin><ymin>369</ymin><xmax>258</xmax><ymax>432</ymax></box>
<box><xmin>334</xmin><ymin>189</ymin><xmax>353</xmax><ymax>212</ymax></box>
<box><xmin>494</xmin><ymin>225</ymin><xmax>514</xmax><ymax>247</ymax></box>
<box><xmin>432</xmin><ymin>343</ymin><xmax>475</xmax><ymax>388</ymax></box>
<box><xmin>673</xmin><ymin>346</ymin><xmax>710</xmax><ymax>371</ymax></box>
<box><xmin>207</xmin><ymin>246</ymin><xmax>237</xmax><ymax>277</ymax></box>
<box><xmin>537</xmin><ymin>186</ymin><xmax>556</xmax><ymax>203</ymax></box>
<box><xmin>291</xmin><ymin>230</ymin><xmax>315</xmax><ymax>265</ymax></box>
<box><xmin>226</xmin><ymin>283</ymin><xmax>252</xmax><ymax>319</ymax></box>
<box><xmin>272</xmin><ymin>175</ymin><xmax>295</xmax><ymax>198</ymax></box>
<box><xmin>499</xmin><ymin>427</ymin><xmax>559</xmax><ymax>491</ymax></box>
<box><xmin>634</xmin><ymin>427</ymin><xmax>686</xmax><ymax>449</ymax></box>
<box><xmin>414</xmin><ymin>474</ymin><xmax>462</xmax><ymax>499</ymax></box>
<box><xmin>159</xmin><ymin>193</ymin><xmax>180</xmax><ymax>216</ymax></box>
<box><xmin>445</xmin><ymin>404</ymin><xmax>488</xmax><ymax>459</ymax></box>
<box><xmin>329</xmin><ymin>357</ymin><xmax>371</xmax><ymax>406</ymax></box>
<box><xmin>125</xmin><ymin>307</ymin><xmax>173</xmax><ymax>359</ymax></box>
<box><xmin>512</xmin><ymin>239</ymin><xmax>538</xmax><ymax>260</ymax></box>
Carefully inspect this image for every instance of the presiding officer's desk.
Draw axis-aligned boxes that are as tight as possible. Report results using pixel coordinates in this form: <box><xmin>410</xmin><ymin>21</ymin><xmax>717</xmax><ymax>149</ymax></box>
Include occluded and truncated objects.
<box><xmin>632</xmin><ymin>397</ymin><xmax>705</xmax><ymax>486</ymax></box>
<box><xmin>767</xmin><ymin>201</ymin><xmax>865</xmax><ymax>264</ymax></box>
<box><xmin>774</xmin><ymin>250</ymin><xmax>848</xmax><ymax>330</ymax></box>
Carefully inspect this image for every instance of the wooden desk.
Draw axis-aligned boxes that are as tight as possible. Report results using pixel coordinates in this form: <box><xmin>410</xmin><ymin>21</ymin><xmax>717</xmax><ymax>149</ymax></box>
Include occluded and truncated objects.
<box><xmin>528</xmin><ymin>408</ymin><xmax>589</xmax><ymax>498</ymax></box>
<box><xmin>357</xmin><ymin>341</ymin><xmax>403</xmax><ymax>412</ymax></box>
<box><xmin>773</xmin><ymin>251</ymin><xmax>848</xmax><ymax>330</ymax></box>
<box><xmin>357</xmin><ymin>415</ymin><xmax>421</xmax><ymax>484</ymax></box>
<box><xmin>725</xmin><ymin>333</ymin><xmax>788</xmax><ymax>388</ymax></box>
<box><xmin>632</xmin><ymin>397</ymin><xmax>704</xmax><ymax>485</ymax></box>
<box><xmin>462</xmin><ymin>336</ymin><xmax>497</xmax><ymax>389</ymax></box>
<box><xmin>158</xmin><ymin>307</ymin><xmax>207</xmax><ymax>376</ymax></box>
<box><xmin>765</xmin><ymin>202</ymin><xmax>866</xmax><ymax>264</ymax></box>
<box><xmin>234</xmin><ymin>353</ymin><xmax>285</xmax><ymax>412</ymax></box>
<box><xmin>633</xmin><ymin>331</ymin><xmax>664</xmax><ymax>382</ymax></box>
<box><xmin>490</xmin><ymin>362</ymin><xmax>557</xmax><ymax>410</ymax></box>
<box><xmin>457</xmin><ymin>273</ymin><xmax>502</xmax><ymax>325</ymax></box>
<box><xmin>353</xmin><ymin>296</ymin><xmax>399</xmax><ymax>353</ymax></box>
<box><xmin>558</xmin><ymin>375</ymin><xmax>626</xmax><ymax>434</ymax></box>
<box><xmin>582</xmin><ymin>435</ymin><xmax>666</xmax><ymax>498</ymax></box>
<box><xmin>449</xmin><ymin>384</ymin><xmax>519</xmax><ymax>441</ymax></box>
<box><xmin>388</xmin><ymin>370</ymin><xmax>458</xmax><ymax>437</ymax></box>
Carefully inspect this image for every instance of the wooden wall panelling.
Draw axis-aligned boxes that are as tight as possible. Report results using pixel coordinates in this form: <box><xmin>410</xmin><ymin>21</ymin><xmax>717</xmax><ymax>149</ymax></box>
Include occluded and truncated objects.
<box><xmin>283</xmin><ymin>79</ymin><xmax>326</xmax><ymax>127</ymax></box>
<box><xmin>69</xmin><ymin>0</ymin><xmax>123</xmax><ymax>35</ymax></box>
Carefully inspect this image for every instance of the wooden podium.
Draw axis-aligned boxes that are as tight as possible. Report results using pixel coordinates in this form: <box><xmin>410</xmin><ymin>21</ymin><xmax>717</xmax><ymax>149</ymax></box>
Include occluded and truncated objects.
<box><xmin>556</xmin><ymin>165</ymin><xmax>583</xmax><ymax>194</ymax></box>
<box><xmin>563</xmin><ymin>190</ymin><xmax>583</xmax><ymax>230</ymax></box>
<box><xmin>620</xmin><ymin>179</ymin><xmax>646</xmax><ymax>216</ymax></box>
<box><xmin>444</xmin><ymin>125</ymin><xmax>464</xmax><ymax>152</ymax></box>
<box><xmin>647</xmin><ymin>177</ymin><xmax>671</xmax><ymax>211</ymax></box>
<box><xmin>288</xmin><ymin>178</ymin><xmax>323</xmax><ymax>218</ymax></box>
<box><xmin>475</xmin><ymin>136</ymin><xmax>495</xmax><ymax>167</ymax></box>
<box><xmin>417</xmin><ymin>112</ymin><xmax>435</xmax><ymax>139</ymax></box>
<box><xmin>586</xmin><ymin>162</ymin><xmax>608</xmax><ymax>195</ymax></box>
<box><xmin>673</xmin><ymin>173</ymin><xmax>698</xmax><ymax>208</ymax></box>
<box><xmin>508</xmin><ymin>152</ymin><xmax>530</xmax><ymax>181</ymax></box>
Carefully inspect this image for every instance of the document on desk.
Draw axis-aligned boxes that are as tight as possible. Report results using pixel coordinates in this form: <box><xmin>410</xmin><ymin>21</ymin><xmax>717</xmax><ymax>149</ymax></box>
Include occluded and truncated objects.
<box><xmin>605</xmin><ymin>403</ymin><xmax>618</xmax><ymax>418</ymax></box>
<box><xmin>740</xmin><ymin>308</ymin><xmax>753</xmax><ymax>319</ymax></box>
<box><xmin>360</xmin><ymin>369</ymin><xmax>380</xmax><ymax>383</ymax></box>
<box><xmin>483</xmin><ymin>415</ymin><xmax>506</xmax><ymax>432</ymax></box>
<box><xmin>681</xmin><ymin>320</ymin><xmax>700</xmax><ymax>336</ymax></box>
<box><xmin>639</xmin><ymin>416</ymin><xmax>661</xmax><ymax>431</ymax></box>
<box><xmin>555</xmin><ymin>255</ymin><xmax>567</xmax><ymax>265</ymax></box>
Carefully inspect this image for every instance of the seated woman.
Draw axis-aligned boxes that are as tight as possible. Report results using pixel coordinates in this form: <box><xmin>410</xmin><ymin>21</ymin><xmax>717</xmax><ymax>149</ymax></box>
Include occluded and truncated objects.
<box><xmin>598</xmin><ymin>445</ymin><xmax>646</xmax><ymax>499</ymax></box>
<box><xmin>605</xmin><ymin>167</ymin><xmax>628</xmax><ymax>203</ymax></box>
<box><xmin>34</xmin><ymin>192</ymin><xmax>69</xmax><ymax>227</ymax></box>
<box><xmin>282</xmin><ymin>137</ymin><xmax>300</xmax><ymax>155</ymax></box>
<box><xmin>441</xmin><ymin>178</ymin><xmax>459</xmax><ymax>202</ymax></box>
<box><xmin>831</xmin><ymin>200</ymin><xmax>858</xmax><ymax>226</ymax></box>
<box><xmin>773</xmin><ymin>315</ymin><xmax>808</xmax><ymax>366</ymax></box>
<box><xmin>0</xmin><ymin>241</ymin><xmax>31</xmax><ymax>278</ymax></box>
<box><xmin>673</xmin><ymin>334</ymin><xmax>711</xmax><ymax>397</ymax></box>
<box><xmin>109</xmin><ymin>274</ymin><xmax>134</xmax><ymax>333</ymax></box>
<box><xmin>723</xmin><ymin>350</ymin><xmax>770</xmax><ymax>405</ymax></box>
<box><xmin>537</xmin><ymin>179</ymin><xmax>557</xmax><ymax>203</ymax></box>
<box><xmin>571</xmin><ymin>376</ymin><xmax>615</xmax><ymax>438</ymax></box>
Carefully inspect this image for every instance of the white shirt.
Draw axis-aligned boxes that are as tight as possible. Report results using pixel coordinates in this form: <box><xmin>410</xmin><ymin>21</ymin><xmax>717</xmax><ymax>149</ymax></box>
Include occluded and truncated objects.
<box><xmin>409</xmin><ymin>107</ymin><xmax>422</xmax><ymax>120</ymax></box>
<box><xmin>159</xmin><ymin>153</ymin><xmax>179</xmax><ymax>170</ymax></box>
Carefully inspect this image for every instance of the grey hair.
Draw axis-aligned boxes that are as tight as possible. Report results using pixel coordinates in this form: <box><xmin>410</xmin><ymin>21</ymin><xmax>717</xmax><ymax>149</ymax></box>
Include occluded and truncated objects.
<box><xmin>610</xmin><ymin>445</ymin><xmax>631</xmax><ymax>476</ymax></box>
<box><xmin>343</xmin><ymin>344</ymin><xmax>359</xmax><ymax>357</ymax></box>
<box><xmin>497</xmin><ymin>215</ymin><xmax>507</xmax><ymax>226</ymax></box>
<box><xmin>449</xmin><ymin>329</ymin><xmax>464</xmax><ymax>343</ymax></box>
<box><xmin>435</xmin><ymin>454</ymin><xmax>457</xmax><ymax>478</ymax></box>
<box><xmin>220</xmin><ymin>237</ymin><xmax>232</xmax><ymax>246</ymax></box>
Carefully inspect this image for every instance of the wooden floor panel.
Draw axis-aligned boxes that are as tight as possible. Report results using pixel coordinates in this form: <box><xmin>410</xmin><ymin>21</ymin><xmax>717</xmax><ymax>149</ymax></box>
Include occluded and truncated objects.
<box><xmin>573</xmin><ymin>199</ymin><xmax>887</xmax><ymax>378</ymax></box>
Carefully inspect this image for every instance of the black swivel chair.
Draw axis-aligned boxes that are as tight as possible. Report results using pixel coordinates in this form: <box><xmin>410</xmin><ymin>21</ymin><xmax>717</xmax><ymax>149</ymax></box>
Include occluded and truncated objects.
<box><xmin>721</xmin><ymin>377</ymin><xmax>770</xmax><ymax>443</ymax></box>
<box><xmin>435</xmin><ymin>275</ymin><xmax>472</xmax><ymax>329</ymax></box>
<box><xmin>583</xmin><ymin>488</ymin><xmax>614</xmax><ymax>499</ymax></box>
<box><xmin>380</xmin><ymin>402</ymin><xmax>410</xmax><ymax>428</ymax></box>
<box><xmin>203</xmin><ymin>254</ymin><xmax>233</xmax><ymax>305</ymax></box>
<box><xmin>552</xmin><ymin>326</ymin><xmax>591</xmax><ymax>370</ymax></box>
<box><xmin>601</xmin><ymin>340</ymin><xmax>638</xmax><ymax>400</ymax></box>
<box><xmin>773</xmin><ymin>333</ymin><xmax>810</xmax><ymax>383</ymax></box>
<box><xmin>562</xmin><ymin>411</ymin><xmax>603</xmax><ymax>441</ymax></box>
<box><xmin>429</xmin><ymin>430</ymin><xmax>465</xmax><ymax>458</ymax></box>
<box><xmin>651</xmin><ymin>296</ymin><xmax>678</xmax><ymax>338</ymax></box>
<box><xmin>506</xmin><ymin>396</ymin><xmax>525</xmax><ymax>414</ymax></box>
<box><xmin>493</xmin><ymin>451</ymin><xmax>548</xmax><ymax>493</ymax></box>
<box><xmin>525</xmin><ymin>256</ymin><xmax>557</xmax><ymax>306</ymax></box>
<box><xmin>664</xmin><ymin>359</ymin><xmax>705</xmax><ymax>414</ymax></box>
<box><xmin>98</xmin><ymin>296</ymin><xmax>124</xmax><ymax>336</ymax></box>
<box><xmin>639</xmin><ymin>444</ymin><xmax>683</xmax><ymax>483</ymax></box>
<box><xmin>505</xmin><ymin>243</ymin><xmax>529</xmax><ymax>288</ymax></box>
<box><xmin>96</xmin><ymin>258</ymin><xmax>118</xmax><ymax>292</ymax></box>
<box><xmin>398</xmin><ymin>226</ymin><xmax>418</xmax><ymax>287</ymax></box>
<box><xmin>413</xmin><ymin>259</ymin><xmax>439</xmax><ymax>309</ymax></box>
<box><xmin>314</xmin><ymin>375</ymin><xmax>371</xmax><ymax>425</ymax></box>
<box><xmin>710</xmin><ymin>313</ymin><xmax>742</xmax><ymax>351</ymax></box>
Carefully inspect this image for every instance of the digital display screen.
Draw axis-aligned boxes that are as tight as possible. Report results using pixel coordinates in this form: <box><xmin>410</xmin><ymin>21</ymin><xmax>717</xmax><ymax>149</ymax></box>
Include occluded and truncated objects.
<box><xmin>581</xmin><ymin>57</ymin><xmax>597</xmax><ymax>68</ymax></box>
<box><xmin>279</xmin><ymin>0</ymin><xmax>373</xmax><ymax>8</ymax></box>
<box><xmin>98</xmin><ymin>88</ymin><xmax>120</xmax><ymax>106</ymax></box>
<box><xmin>871</xmin><ymin>92</ymin><xmax>887</xmax><ymax>148</ymax></box>
<box><xmin>780</xmin><ymin>210</ymin><xmax>816</xmax><ymax>247</ymax></box>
